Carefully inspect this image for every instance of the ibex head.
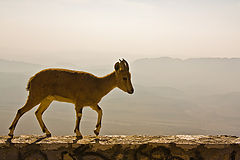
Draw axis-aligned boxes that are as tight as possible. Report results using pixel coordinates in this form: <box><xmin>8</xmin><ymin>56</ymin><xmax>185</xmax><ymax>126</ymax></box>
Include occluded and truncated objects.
<box><xmin>114</xmin><ymin>59</ymin><xmax>134</xmax><ymax>94</ymax></box>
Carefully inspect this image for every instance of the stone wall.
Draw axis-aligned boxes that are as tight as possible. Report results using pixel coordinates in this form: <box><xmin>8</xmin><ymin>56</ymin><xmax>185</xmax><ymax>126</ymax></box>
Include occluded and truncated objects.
<box><xmin>0</xmin><ymin>135</ymin><xmax>240</xmax><ymax>160</ymax></box>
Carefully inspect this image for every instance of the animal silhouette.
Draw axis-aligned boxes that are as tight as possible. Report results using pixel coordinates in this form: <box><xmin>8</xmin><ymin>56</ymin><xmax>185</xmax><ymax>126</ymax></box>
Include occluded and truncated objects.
<box><xmin>9</xmin><ymin>59</ymin><xmax>134</xmax><ymax>138</ymax></box>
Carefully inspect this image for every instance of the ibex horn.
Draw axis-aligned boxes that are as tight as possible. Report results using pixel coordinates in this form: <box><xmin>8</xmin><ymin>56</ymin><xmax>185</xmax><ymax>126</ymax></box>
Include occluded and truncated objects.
<box><xmin>122</xmin><ymin>58</ymin><xmax>129</xmax><ymax>71</ymax></box>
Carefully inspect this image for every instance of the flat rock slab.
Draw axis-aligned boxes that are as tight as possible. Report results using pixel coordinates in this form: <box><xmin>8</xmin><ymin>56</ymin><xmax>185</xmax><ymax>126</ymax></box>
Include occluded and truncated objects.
<box><xmin>1</xmin><ymin>135</ymin><xmax>240</xmax><ymax>144</ymax></box>
<box><xmin>0</xmin><ymin>135</ymin><xmax>240</xmax><ymax>160</ymax></box>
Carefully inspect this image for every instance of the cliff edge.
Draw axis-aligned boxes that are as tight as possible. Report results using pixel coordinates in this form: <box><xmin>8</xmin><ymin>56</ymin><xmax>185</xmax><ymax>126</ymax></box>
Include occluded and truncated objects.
<box><xmin>0</xmin><ymin>135</ymin><xmax>240</xmax><ymax>160</ymax></box>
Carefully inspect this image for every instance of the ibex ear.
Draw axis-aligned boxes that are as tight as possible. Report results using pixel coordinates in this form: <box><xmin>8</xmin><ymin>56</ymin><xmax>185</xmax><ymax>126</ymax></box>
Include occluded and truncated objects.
<box><xmin>114</xmin><ymin>62</ymin><xmax>120</xmax><ymax>71</ymax></box>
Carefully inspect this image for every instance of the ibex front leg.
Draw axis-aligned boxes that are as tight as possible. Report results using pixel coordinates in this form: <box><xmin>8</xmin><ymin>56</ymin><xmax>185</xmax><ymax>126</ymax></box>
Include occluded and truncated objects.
<box><xmin>90</xmin><ymin>105</ymin><xmax>103</xmax><ymax>136</ymax></box>
<box><xmin>74</xmin><ymin>104</ymin><xmax>83</xmax><ymax>139</ymax></box>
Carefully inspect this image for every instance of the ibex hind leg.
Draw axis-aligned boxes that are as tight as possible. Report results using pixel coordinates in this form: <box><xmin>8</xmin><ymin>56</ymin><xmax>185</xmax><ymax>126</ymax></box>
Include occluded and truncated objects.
<box><xmin>35</xmin><ymin>97</ymin><xmax>53</xmax><ymax>137</ymax></box>
<box><xmin>8</xmin><ymin>93</ymin><xmax>44</xmax><ymax>137</ymax></box>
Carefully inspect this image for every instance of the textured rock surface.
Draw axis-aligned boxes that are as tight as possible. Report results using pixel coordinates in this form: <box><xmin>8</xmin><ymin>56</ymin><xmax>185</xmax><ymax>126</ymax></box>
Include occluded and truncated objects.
<box><xmin>0</xmin><ymin>135</ymin><xmax>240</xmax><ymax>160</ymax></box>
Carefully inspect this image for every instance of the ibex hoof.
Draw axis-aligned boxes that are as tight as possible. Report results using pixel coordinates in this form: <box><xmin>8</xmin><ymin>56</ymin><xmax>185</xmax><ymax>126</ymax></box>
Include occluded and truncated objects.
<box><xmin>46</xmin><ymin>133</ymin><xmax>52</xmax><ymax>137</ymax></box>
<box><xmin>94</xmin><ymin>130</ymin><xmax>99</xmax><ymax>136</ymax></box>
<box><xmin>8</xmin><ymin>133</ymin><xmax>13</xmax><ymax>138</ymax></box>
<box><xmin>76</xmin><ymin>135</ymin><xmax>83</xmax><ymax>139</ymax></box>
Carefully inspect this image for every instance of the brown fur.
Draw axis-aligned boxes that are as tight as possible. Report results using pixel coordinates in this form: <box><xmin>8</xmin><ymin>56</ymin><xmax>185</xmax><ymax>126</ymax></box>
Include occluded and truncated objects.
<box><xmin>8</xmin><ymin>59</ymin><xmax>134</xmax><ymax>138</ymax></box>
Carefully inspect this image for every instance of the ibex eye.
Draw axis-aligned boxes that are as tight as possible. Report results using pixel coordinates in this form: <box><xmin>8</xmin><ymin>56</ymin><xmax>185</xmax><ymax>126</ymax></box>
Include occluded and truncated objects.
<box><xmin>123</xmin><ymin>77</ymin><xmax>127</xmax><ymax>80</ymax></box>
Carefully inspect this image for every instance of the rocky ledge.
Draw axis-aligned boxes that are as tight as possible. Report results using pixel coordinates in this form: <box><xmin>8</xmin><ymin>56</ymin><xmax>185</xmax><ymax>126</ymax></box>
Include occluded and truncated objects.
<box><xmin>0</xmin><ymin>135</ymin><xmax>240</xmax><ymax>160</ymax></box>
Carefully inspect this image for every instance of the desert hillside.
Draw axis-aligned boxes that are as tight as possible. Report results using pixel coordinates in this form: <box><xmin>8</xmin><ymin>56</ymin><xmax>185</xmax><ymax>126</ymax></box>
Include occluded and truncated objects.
<box><xmin>1</xmin><ymin>57</ymin><xmax>240</xmax><ymax>136</ymax></box>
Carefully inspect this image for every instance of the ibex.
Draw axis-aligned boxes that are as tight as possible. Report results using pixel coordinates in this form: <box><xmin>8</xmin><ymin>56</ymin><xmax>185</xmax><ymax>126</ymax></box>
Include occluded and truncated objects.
<box><xmin>8</xmin><ymin>59</ymin><xmax>134</xmax><ymax>138</ymax></box>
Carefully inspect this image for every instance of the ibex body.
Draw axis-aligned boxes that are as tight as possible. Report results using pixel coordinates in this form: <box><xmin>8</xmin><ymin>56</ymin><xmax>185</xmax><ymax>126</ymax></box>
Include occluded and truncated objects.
<box><xmin>9</xmin><ymin>59</ymin><xmax>134</xmax><ymax>138</ymax></box>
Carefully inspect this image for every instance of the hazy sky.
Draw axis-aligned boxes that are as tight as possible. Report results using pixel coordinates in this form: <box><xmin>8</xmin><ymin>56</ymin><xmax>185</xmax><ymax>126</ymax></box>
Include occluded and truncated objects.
<box><xmin>0</xmin><ymin>0</ymin><xmax>240</xmax><ymax>65</ymax></box>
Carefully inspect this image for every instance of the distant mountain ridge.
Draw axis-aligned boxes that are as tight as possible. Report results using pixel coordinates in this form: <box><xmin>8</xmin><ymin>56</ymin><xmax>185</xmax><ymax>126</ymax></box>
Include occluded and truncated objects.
<box><xmin>132</xmin><ymin>57</ymin><xmax>240</xmax><ymax>94</ymax></box>
<box><xmin>0</xmin><ymin>59</ymin><xmax>43</xmax><ymax>73</ymax></box>
<box><xmin>134</xmin><ymin>57</ymin><xmax>240</xmax><ymax>63</ymax></box>
<box><xmin>2</xmin><ymin>57</ymin><xmax>240</xmax><ymax>73</ymax></box>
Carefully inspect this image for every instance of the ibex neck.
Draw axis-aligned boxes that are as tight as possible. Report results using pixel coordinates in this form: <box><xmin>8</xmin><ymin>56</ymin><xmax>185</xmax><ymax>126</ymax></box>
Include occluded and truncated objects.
<box><xmin>98</xmin><ymin>71</ymin><xmax>117</xmax><ymax>97</ymax></box>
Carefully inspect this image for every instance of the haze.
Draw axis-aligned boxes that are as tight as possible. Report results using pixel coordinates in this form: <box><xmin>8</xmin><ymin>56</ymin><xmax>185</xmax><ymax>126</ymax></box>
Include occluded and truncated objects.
<box><xmin>1</xmin><ymin>0</ymin><xmax>240</xmax><ymax>137</ymax></box>
<box><xmin>1</xmin><ymin>0</ymin><xmax>240</xmax><ymax>65</ymax></box>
